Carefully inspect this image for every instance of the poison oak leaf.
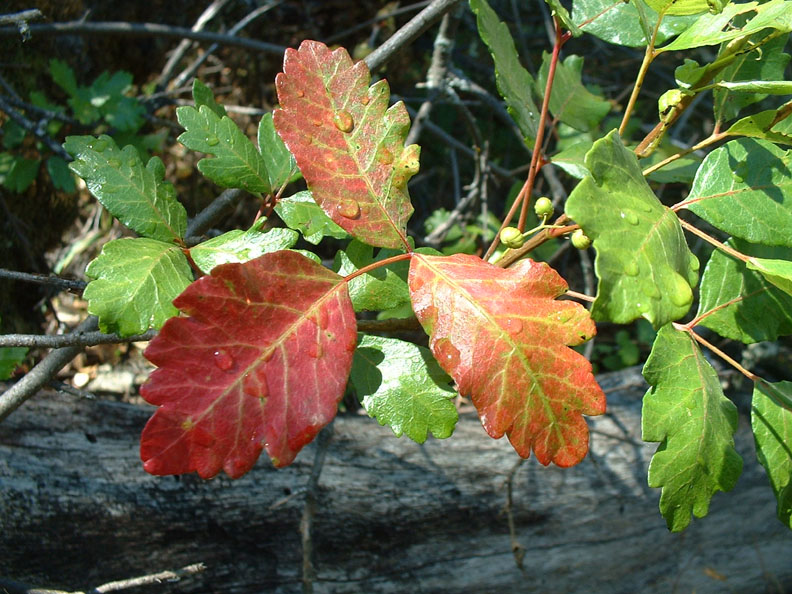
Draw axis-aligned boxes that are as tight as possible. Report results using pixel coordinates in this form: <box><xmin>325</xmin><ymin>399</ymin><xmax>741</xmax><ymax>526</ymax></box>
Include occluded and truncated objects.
<box><xmin>139</xmin><ymin>251</ymin><xmax>357</xmax><ymax>479</ymax></box>
<box><xmin>273</xmin><ymin>40</ymin><xmax>417</xmax><ymax>250</ymax></box>
<box><xmin>408</xmin><ymin>253</ymin><xmax>605</xmax><ymax>466</ymax></box>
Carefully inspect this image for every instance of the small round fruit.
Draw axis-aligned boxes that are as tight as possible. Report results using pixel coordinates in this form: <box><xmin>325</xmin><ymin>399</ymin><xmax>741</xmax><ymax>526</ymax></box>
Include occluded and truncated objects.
<box><xmin>534</xmin><ymin>197</ymin><xmax>554</xmax><ymax>219</ymax></box>
<box><xmin>571</xmin><ymin>229</ymin><xmax>592</xmax><ymax>249</ymax></box>
<box><xmin>500</xmin><ymin>226</ymin><xmax>525</xmax><ymax>249</ymax></box>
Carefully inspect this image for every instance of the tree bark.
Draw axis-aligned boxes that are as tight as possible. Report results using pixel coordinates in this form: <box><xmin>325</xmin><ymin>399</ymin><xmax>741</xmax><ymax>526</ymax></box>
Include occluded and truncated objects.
<box><xmin>1</xmin><ymin>368</ymin><xmax>790</xmax><ymax>593</ymax></box>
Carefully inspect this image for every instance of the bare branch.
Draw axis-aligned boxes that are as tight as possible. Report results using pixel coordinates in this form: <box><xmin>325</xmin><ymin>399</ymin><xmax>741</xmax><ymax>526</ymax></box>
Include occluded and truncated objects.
<box><xmin>0</xmin><ymin>268</ymin><xmax>86</xmax><ymax>292</ymax></box>
<box><xmin>0</xmin><ymin>9</ymin><xmax>42</xmax><ymax>26</ymax></box>
<box><xmin>0</xmin><ymin>329</ymin><xmax>156</xmax><ymax>349</ymax></box>
<box><xmin>0</xmin><ymin>95</ymin><xmax>71</xmax><ymax>160</ymax></box>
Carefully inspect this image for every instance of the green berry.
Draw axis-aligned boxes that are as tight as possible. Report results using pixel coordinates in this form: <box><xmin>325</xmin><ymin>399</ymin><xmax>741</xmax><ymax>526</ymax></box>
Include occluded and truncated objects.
<box><xmin>534</xmin><ymin>197</ymin><xmax>554</xmax><ymax>219</ymax></box>
<box><xmin>571</xmin><ymin>229</ymin><xmax>592</xmax><ymax>250</ymax></box>
<box><xmin>500</xmin><ymin>226</ymin><xmax>525</xmax><ymax>249</ymax></box>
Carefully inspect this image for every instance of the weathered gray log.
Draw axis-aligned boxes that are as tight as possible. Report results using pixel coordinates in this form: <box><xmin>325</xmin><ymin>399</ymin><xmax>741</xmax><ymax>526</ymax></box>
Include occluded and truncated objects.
<box><xmin>1</xmin><ymin>368</ymin><xmax>790</xmax><ymax>593</ymax></box>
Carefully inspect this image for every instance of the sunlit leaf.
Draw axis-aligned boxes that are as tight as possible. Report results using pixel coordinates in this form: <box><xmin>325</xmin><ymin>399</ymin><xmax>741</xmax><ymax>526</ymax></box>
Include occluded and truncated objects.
<box><xmin>140</xmin><ymin>251</ymin><xmax>357</xmax><ymax>478</ymax></box>
<box><xmin>274</xmin><ymin>40</ymin><xmax>417</xmax><ymax>249</ymax></box>
<box><xmin>257</xmin><ymin>112</ymin><xmax>301</xmax><ymax>191</ymax></box>
<box><xmin>274</xmin><ymin>191</ymin><xmax>349</xmax><ymax>245</ymax></box>
<box><xmin>746</xmin><ymin>256</ymin><xmax>792</xmax><ymax>297</ymax></box>
<box><xmin>409</xmin><ymin>253</ymin><xmax>605</xmax><ymax>467</ymax></box>
<box><xmin>642</xmin><ymin>325</ymin><xmax>743</xmax><ymax>532</ymax></box>
<box><xmin>351</xmin><ymin>334</ymin><xmax>457</xmax><ymax>443</ymax></box>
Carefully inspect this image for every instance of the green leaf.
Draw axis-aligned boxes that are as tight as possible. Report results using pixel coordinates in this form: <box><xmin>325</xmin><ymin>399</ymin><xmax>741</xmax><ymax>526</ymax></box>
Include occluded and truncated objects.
<box><xmin>642</xmin><ymin>325</ymin><xmax>743</xmax><ymax>532</ymax></box>
<box><xmin>572</xmin><ymin>0</ymin><xmax>696</xmax><ymax>48</ymax></box>
<box><xmin>565</xmin><ymin>130</ymin><xmax>699</xmax><ymax>329</ymax></box>
<box><xmin>683</xmin><ymin>138</ymin><xmax>792</xmax><ymax>246</ymax></box>
<box><xmin>84</xmin><ymin>238</ymin><xmax>193</xmax><ymax>336</ymax></box>
<box><xmin>176</xmin><ymin>105</ymin><xmax>271</xmax><ymax>194</ymax></box>
<box><xmin>190</xmin><ymin>219</ymin><xmax>298</xmax><ymax>274</ymax></box>
<box><xmin>65</xmin><ymin>135</ymin><xmax>187</xmax><ymax>242</ymax></box>
<box><xmin>544</xmin><ymin>0</ymin><xmax>581</xmax><ymax>35</ymax></box>
<box><xmin>550</xmin><ymin>139</ymin><xmax>591</xmax><ymax>179</ymax></box>
<box><xmin>257</xmin><ymin>112</ymin><xmax>300</xmax><ymax>191</ymax></box>
<box><xmin>659</xmin><ymin>0</ymin><xmax>792</xmax><ymax>52</ymax></box>
<box><xmin>333</xmin><ymin>240</ymin><xmax>411</xmax><ymax>312</ymax></box>
<box><xmin>274</xmin><ymin>191</ymin><xmax>349</xmax><ymax>244</ymax></box>
<box><xmin>470</xmin><ymin>0</ymin><xmax>539</xmax><ymax>145</ymax></box>
<box><xmin>46</xmin><ymin>156</ymin><xmax>76</xmax><ymax>193</ymax></box>
<box><xmin>351</xmin><ymin>334</ymin><xmax>457</xmax><ymax>443</ymax></box>
<box><xmin>1</xmin><ymin>120</ymin><xmax>26</xmax><ymax>149</ymax></box>
<box><xmin>752</xmin><ymin>381</ymin><xmax>792</xmax><ymax>529</ymax></box>
<box><xmin>0</xmin><ymin>155</ymin><xmax>39</xmax><ymax>193</ymax></box>
<box><xmin>536</xmin><ymin>54</ymin><xmax>610</xmax><ymax>132</ymax></box>
<box><xmin>715</xmin><ymin>80</ymin><xmax>792</xmax><ymax>94</ymax></box>
<box><xmin>645</xmin><ymin>155</ymin><xmax>701</xmax><ymax>184</ymax></box>
<box><xmin>746</xmin><ymin>255</ymin><xmax>792</xmax><ymax>296</ymax></box>
<box><xmin>697</xmin><ymin>238</ymin><xmax>792</xmax><ymax>343</ymax></box>
<box><xmin>191</xmin><ymin>79</ymin><xmax>226</xmax><ymax>118</ymax></box>
<box><xmin>0</xmin><ymin>347</ymin><xmax>27</xmax><ymax>380</ymax></box>
<box><xmin>726</xmin><ymin>104</ymin><xmax>792</xmax><ymax>145</ymax></box>
<box><xmin>645</xmin><ymin>0</ymin><xmax>722</xmax><ymax>15</ymax></box>
<box><xmin>49</xmin><ymin>58</ymin><xmax>78</xmax><ymax>96</ymax></box>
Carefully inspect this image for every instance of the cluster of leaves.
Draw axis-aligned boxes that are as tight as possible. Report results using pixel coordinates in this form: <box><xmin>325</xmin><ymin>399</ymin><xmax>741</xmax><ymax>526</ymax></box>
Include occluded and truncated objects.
<box><xmin>59</xmin><ymin>0</ymin><xmax>792</xmax><ymax>535</ymax></box>
<box><xmin>0</xmin><ymin>59</ymin><xmax>161</xmax><ymax>195</ymax></box>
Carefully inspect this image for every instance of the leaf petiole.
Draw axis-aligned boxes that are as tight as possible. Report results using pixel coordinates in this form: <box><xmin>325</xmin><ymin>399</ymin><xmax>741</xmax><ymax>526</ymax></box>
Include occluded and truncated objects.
<box><xmin>342</xmin><ymin>252</ymin><xmax>413</xmax><ymax>283</ymax></box>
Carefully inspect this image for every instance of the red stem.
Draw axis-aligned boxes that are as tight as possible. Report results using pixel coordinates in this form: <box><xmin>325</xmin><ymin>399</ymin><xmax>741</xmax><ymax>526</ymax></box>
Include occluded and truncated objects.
<box><xmin>673</xmin><ymin>323</ymin><xmax>759</xmax><ymax>382</ymax></box>
<box><xmin>343</xmin><ymin>252</ymin><xmax>413</xmax><ymax>283</ymax></box>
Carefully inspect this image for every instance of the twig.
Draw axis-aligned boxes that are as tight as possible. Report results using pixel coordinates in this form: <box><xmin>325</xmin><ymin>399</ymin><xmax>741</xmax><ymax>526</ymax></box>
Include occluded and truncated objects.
<box><xmin>157</xmin><ymin>0</ymin><xmax>233</xmax><ymax>88</ymax></box>
<box><xmin>503</xmin><ymin>458</ymin><xmax>528</xmax><ymax>573</ymax></box>
<box><xmin>0</xmin><ymin>9</ymin><xmax>42</xmax><ymax>26</ymax></box>
<box><xmin>0</xmin><ymin>21</ymin><xmax>287</xmax><ymax>55</ymax></box>
<box><xmin>91</xmin><ymin>562</ymin><xmax>206</xmax><ymax>593</ymax></box>
<box><xmin>0</xmin><ymin>329</ymin><xmax>157</xmax><ymax>349</ymax></box>
<box><xmin>325</xmin><ymin>1</ymin><xmax>431</xmax><ymax>44</ymax></box>
<box><xmin>300</xmin><ymin>422</ymin><xmax>334</xmax><ymax>594</ymax></box>
<box><xmin>185</xmin><ymin>188</ymin><xmax>242</xmax><ymax>238</ymax></box>
<box><xmin>0</xmin><ymin>95</ymin><xmax>71</xmax><ymax>160</ymax></box>
<box><xmin>0</xmin><ymin>268</ymin><xmax>86</xmax><ymax>292</ymax></box>
<box><xmin>172</xmin><ymin>2</ymin><xmax>283</xmax><ymax>90</ymax></box>
<box><xmin>0</xmin><ymin>316</ymin><xmax>98</xmax><ymax>423</ymax></box>
<box><xmin>363</xmin><ymin>0</ymin><xmax>464</xmax><ymax>72</ymax></box>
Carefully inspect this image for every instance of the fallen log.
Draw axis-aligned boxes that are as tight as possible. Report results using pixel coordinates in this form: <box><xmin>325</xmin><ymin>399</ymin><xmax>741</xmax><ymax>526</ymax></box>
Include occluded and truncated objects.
<box><xmin>1</xmin><ymin>367</ymin><xmax>790</xmax><ymax>593</ymax></box>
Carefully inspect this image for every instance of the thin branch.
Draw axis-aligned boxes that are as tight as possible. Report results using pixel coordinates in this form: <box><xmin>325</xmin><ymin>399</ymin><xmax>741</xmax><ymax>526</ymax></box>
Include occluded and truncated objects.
<box><xmin>0</xmin><ymin>268</ymin><xmax>86</xmax><ymax>292</ymax></box>
<box><xmin>674</xmin><ymin>323</ymin><xmax>759</xmax><ymax>382</ymax></box>
<box><xmin>0</xmin><ymin>95</ymin><xmax>71</xmax><ymax>160</ymax></box>
<box><xmin>301</xmin><ymin>422</ymin><xmax>334</xmax><ymax>594</ymax></box>
<box><xmin>363</xmin><ymin>0</ymin><xmax>464</xmax><ymax>72</ymax></box>
<box><xmin>678</xmin><ymin>219</ymin><xmax>750</xmax><ymax>263</ymax></box>
<box><xmin>325</xmin><ymin>1</ymin><xmax>431</xmax><ymax>45</ymax></box>
<box><xmin>0</xmin><ymin>329</ymin><xmax>157</xmax><ymax>349</ymax></box>
<box><xmin>0</xmin><ymin>9</ymin><xmax>42</xmax><ymax>26</ymax></box>
<box><xmin>91</xmin><ymin>563</ymin><xmax>207</xmax><ymax>593</ymax></box>
<box><xmin>185</xmin><ymin>188</ymin><xmax>242</xmax><ymax>238</ymax></box>
<box><xmin>0</xmin><ymin>316</ymin><xmax>98</xmax><ymax>423</ymax></box>
<box><xmin>0</xmin><ymin>21</ymin><xmax>287</xmax><ymax>55</ymax></box>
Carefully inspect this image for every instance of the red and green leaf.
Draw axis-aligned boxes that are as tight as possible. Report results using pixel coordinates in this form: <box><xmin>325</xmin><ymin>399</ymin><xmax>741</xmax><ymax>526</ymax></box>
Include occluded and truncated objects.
<box><xmin>273</xmin><ymin>40</ymin><xmax>417</xmax><ymax>250</ymax></box>
<box><xmin>140</xmin><ymin>251</ymin><xmax>357</xmax><ymax>479</ymax></box>
<box><xmin>408</xmin><ymin>253</ymin><xmax>605</xmax><ymax>467</ymax></box>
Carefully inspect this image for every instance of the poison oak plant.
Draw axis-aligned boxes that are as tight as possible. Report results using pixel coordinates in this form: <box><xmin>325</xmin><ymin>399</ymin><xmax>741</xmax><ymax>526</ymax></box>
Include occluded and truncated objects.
<box><xmin>60</xmin><ymin>0</ymin><xmax>792</xmax><ymax>533</ymax></box>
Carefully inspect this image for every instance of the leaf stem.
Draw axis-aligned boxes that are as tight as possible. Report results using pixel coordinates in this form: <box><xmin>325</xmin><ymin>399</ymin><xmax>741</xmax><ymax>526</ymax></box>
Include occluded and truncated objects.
<box><xmin>565</xmin><ymin>290</ymin><xmax>595</xmax><ymax>303</ymax></box>
<box><xmin>677</xmin><ymin>219</ymin><xmax>750</xmax><ymax>263</ymax></box>
<box><xmin>495</xmin><ymin>217</ymin><xmax>574</xmax><ymax>268</ymax></box>
<box><xmin>673</xmin><ymin>322</ymin><xmax>759</xmax><ymax>382</ymax></box>
<box><xmin>619</xmin><ymin>16</ymin><xmax>662</xmax><ymax>136</ymax></box>
<box><xmin>641</xmin><ymin>131</ymin><xmax>728</xmax><ymax>177</ymax></box>
<box><xmin>683</xmin><ymin>289</ymin><xmax>763</xmax><ymax>330</ymax></box>
<box><xmin>342</xmin><ymin>252</ymin><xmax>413</xmax><ymax>283</ymax></box>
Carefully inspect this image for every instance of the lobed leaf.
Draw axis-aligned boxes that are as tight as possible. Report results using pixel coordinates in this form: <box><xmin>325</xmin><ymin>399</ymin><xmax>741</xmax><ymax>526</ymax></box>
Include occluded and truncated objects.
<box><xmin>351</xmin><ymin>334</ymin><xmax>457</xmax><ymax>443</ymax></box>
<box><xmin>409</xmin><ymin>253</ymin><xmax>605</xmax><ymax>467</ymax></box>
<box><xmin>273</xmin><ymin>40</ymin><xmax>417</xmax><ymax>250</ymax></box>
<box><xmin>274</xmin><ymin>191</ymin><xmax>349</xmax><ymax>245</ymax></box>
<box><xmin>752</xmin><ymin>381</ymin><xmax>792</xmax><ymax>529</ymax></box>
<box><xmin>140</xmin><ymin>251</ymin><xmax>357</xmax><ymax>478</ymax></box>
<box><xmin>536</xmin><ymin>53</ymin><xmax>610</xmax><ymax>132</ymax></box>
<box><xmin>84</xmin><ymin>238</ymin><xmax>193</xmax><ymax>336</ymax></box>
<box><xmin>697</xmin><ymin>238</ymin><xmax>792</xmax><ymax>343</ymax></box>
<box><xmin>191</xmin><ymin>79</ymin><xmax>226</xmax><ymax>118</ymax></box>
<box><xmin>565</xmin><ymin>130</ymin><xmax>699</xmax><ymax>329</ymax></box>
<box><xmin>746</xmin><ymin>256</ymin><xmax>792</xmax><ymax>297</ymax></box>
<box><xmin>65</xmin><ymin>135</ymin><xmax>187</xmax><ymax>242</ymax></box>
<box><xmin>544</xmin><ymin>0</ymin><xmax>581</xmax><ymax>35</ymax></box>
<box><xmin>257</xmin><ymin>112</ymin><xmax>301</xmax><ymax>191</ymax></box>
<box><xmin>642</xmin><ymin>325</ymin><xmax>743</xmax><ymax>532</ymax></box>
<box><xmin>659</xmin><ymin>0</ymin><xmax>792</xmax><ymax>52</ymax></box>
<box><xmin>177</xmin><ymin>104</ymin><xmax>271</xmax><ymax>194</ymax></box>
<box><xmin>189</xmin><ymin>218</ymin><xmax>298</xmax><ymax>274</ymax></box>
<box><xmin>333</xmin><ymin>239</ymin><xmax>411</xmax><ymax>312</ymax></box>
<box><xmin>470</xmin><ymin>0</ymin><xmax>540</xmax><ymax>145</ymax></box>
<box><xmin>682</xmin><ymin>138</ymin><xmax>792</xmax><ymax>246</ymax></box>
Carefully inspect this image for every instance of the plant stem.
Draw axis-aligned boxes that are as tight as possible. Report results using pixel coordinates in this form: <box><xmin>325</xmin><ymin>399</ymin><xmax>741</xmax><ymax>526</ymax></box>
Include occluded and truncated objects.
<box><xmin>565</xmin><ymin>290</ymin><xmax>595</xmax><ymax>303</ymax></box>
<box><xmin>677</xmin><ymin>219</ymin><xmax>750</xmax><ymax>263</ymax></box>
<box><xmin>641</xmin><ymin>131</ymin><xmax>727</xmax><ymax>177</ymax></box>
<box><xmin>619</xmin><ymin>17</ymin><xmax>662</xmax><ymax>136</ymax></box>
<box><xmin>495</xmin><ymin>217</ymin><xmax>573</xmax><ymax>268</ymax></box>
<box><xmin>343</xmin><ymin>252</ymin><xmax>413</xmax><ymax>283</ymax></box>
<box><xmin>674</xmin><ymin>323</ymin><xmax>759</xmax><ymax>382</ymax></box>
<box><xmin>683</xmin><ymin>289</ymin><xmax>763</xmax><ymax>330</ymax></box>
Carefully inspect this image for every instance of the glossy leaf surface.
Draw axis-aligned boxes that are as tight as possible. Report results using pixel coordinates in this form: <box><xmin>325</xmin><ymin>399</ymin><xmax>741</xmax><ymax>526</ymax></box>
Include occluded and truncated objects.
<box><xmin>726</xmin><ymin>106</ymin><xmax>792</xmax><ymax>145</ymax></box>
<box><xmin>752</xmin><ymin>381</ymin><xmax>792</xmax><ymax>528</ymax></box>
<box><xmin>645</xmin><ymin>0</ymin><xmax>717</xmax><ymax>15</ymax></box>
<box><xmin>189</xmin><ymin>218</ymin><xmax>298</xmax><ymax>274</ymax></box>
<box><xmin>697</xmin><ymin>238</ymin><xmax>792</xmax><ymax>343</ymax></box>
<box><xmin>65</xmin><ymin>135</ymin><xmax>187</xmax><ymax>242</ymax></box>
<box><xmin>409</xmin><ymin>253</ymin><xmax>605</xmax><ymax>467</ymax></box>
<box><xmin>565</xmin><ymin>130</ymin><xmax>699</xmax><ymax>329</ymax></box>
<box><xmin>140</xmin><ymin>251</ymin><xmax>357</xmax><ymax>478</ymax></box>
<box><xmin>274</xmin><ymin>40</ymin><xmax>417</xmax><ymax>249</ymax></box>
<box><xmin>746</xmin><ymin>256</ymin><xmax>792</xmax><ymax>297</ymax></box>
<box><xmin>351</xmin><ymin>334</ymin><xmax>457</xmax><ymax>443</ymax></box>
<box><xmin>257</xmin><ymin>112</ymin><xmax>300</xmax><ymax>191</ymax></box>
<box><xmin>334</xmin><ymin>240</ymin><xmax>411</xmax><ymax>312</ymax></box>
<box><xmin>470</xmin><ymin>0</ymin><xmax>539</xmax><ymax>145</ymax></box>
<box><xmin>684</xmin><ymin>139</ymin><xmax>792</xmax><ymax>246</ymax></box>
<box><xmin>274</xmin><ymin>191</ymin><xmax>349</xmax><ymax>245</ymax></box>
<box><xmin>642</xmin><ymin>326</ymin><xmax>743</xmax><ymax>532</ymax></box>
<box><xmin>84</xmin><ymin>238</ymin><xmax>193</xmax><ymax>336</ymax></box>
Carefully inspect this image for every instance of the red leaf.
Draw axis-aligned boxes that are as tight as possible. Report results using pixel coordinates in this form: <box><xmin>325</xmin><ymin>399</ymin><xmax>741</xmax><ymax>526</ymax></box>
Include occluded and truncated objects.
<box><xmin>273</xmin><ymin>40</ymin><xmax>417</xmax><ymax>250</ymax></box>
<box><xmin>140</xmin><ymin>251</ymin><xmax>357</xmax><ymax>479</ymax></box>
<box><xmin>409</xmin><ymin>254</ymin><xmax>606</xmax><ymax>467</ymax></box>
